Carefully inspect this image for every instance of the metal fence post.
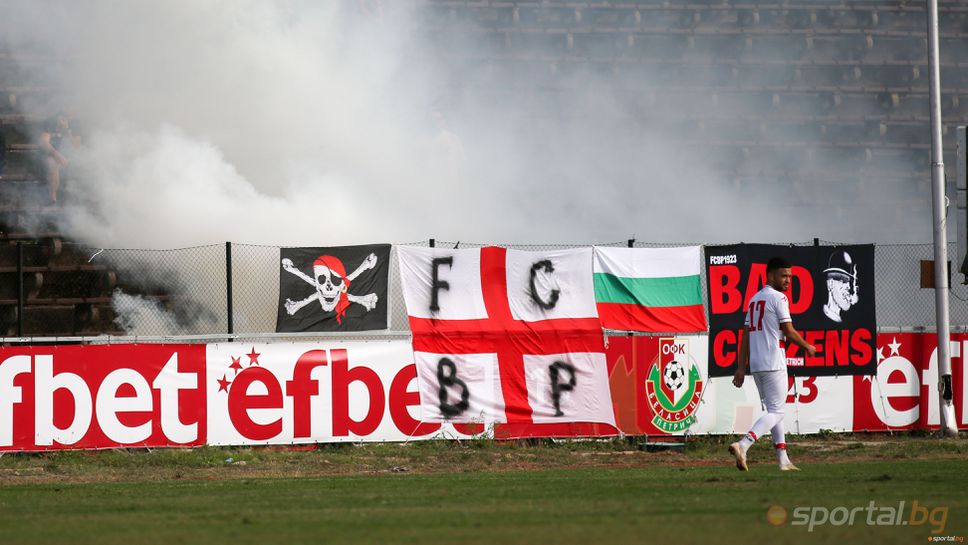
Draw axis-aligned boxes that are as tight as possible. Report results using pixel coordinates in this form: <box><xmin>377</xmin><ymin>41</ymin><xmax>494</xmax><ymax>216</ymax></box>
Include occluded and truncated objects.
<box><xmin>16</xmin><ymin>241</ymin><xmax>24</xmax><ymax>337</ymax></box>
<box><xmin>226</xmin><ymin>241</ymin><xmax>234</xmax><ymax>337</ymax></box>
<box><xmin>429</xmin><ymin>238</ymin><xmax>435</xmax><ymax>248</ymax></box>
<box><xmin>926</xmin><ymin>0</ymin><xmax>958</xmax><ymax>436</ymax></box>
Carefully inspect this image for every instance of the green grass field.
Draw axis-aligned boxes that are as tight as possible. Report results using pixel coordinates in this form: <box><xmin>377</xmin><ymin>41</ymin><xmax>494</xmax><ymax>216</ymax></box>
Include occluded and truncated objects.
<box><xmin>0</xmin><ymin>435</ymin><xmax>964</xmax><ymax>544</ymax></box>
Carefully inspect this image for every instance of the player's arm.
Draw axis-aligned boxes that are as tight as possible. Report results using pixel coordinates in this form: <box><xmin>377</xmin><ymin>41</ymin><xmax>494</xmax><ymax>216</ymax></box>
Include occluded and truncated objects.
<box><xmin>733</xmin><ymin>328</ymin><xmax>750</xmax><ymax>388</ymax></box>
<box><xmin>774</xmin><ymin>295</ymin><xmax>816</xmax><ymax>357</ymax></box>
<box><xmin>780</xmin><ymin>322</ymin><xmax>817</xmax><ymax>357</ymax></box>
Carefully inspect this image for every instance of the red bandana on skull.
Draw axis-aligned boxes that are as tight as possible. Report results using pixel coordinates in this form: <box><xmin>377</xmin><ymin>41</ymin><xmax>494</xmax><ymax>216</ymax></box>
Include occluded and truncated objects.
<box><xmin>313</xmin><ymin>255</ymin><xmax>351</xmax><ymax>324</ymax></box>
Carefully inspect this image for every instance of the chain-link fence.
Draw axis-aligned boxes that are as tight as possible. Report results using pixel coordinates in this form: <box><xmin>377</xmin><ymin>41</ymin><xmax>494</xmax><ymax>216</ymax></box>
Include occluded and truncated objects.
<box><xmin>876</xmin><ymin>242</ymin><xmax>968</xmax><ymax>328</ymax></box>
<box><xmin>1</xmin><ymin>237</ymin><xmax>965</xmax><ymax>341</ymax></box>
<box><xmin>0</xmin><ymin>240</ymin><xmax>226</xmax><ymax>338</ymax></box>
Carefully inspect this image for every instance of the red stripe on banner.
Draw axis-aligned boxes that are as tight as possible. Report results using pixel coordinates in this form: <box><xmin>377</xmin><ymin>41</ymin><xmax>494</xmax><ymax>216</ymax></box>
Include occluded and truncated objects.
<box><xmin>409</xmin><ymin>246</ymin><xmax>607</xmax><ymax>425</ymax></box>
<box><xmin>408</xmin><ymin>317</ymin><xmax>604</xmax><ymax>337</ymax></box>
<box><xmin>409</xmin><ymin>329</ymin><xmax>603</xmax><ymax>355</ymax></box>
<box><xmin>481</xmin><ymin>247</ymin><xmax>531</xmax><ymax>423</ymax></box>
<box><xmin>596</xmin><ymin>302</ymin><xmax>707</xmax><ymax>332</ymax></box>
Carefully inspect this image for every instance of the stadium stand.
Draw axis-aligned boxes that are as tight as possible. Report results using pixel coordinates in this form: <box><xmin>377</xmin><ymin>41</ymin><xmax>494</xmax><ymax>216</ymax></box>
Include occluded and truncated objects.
<box><xmin>420</xmin><ymin>0</ymin><xmax>968</xmax><ymax>207</ymax></box>
<box><xmin>0</xmin><ymin>50</ymin><xmax>139</xmax><ymax>337</ymax></box>
<box><xmin>0</xmin><ymin>228</ymin><xmax>133</xmax><ymax>337</ymax></box>
<box><xmin>2</xmin><ymin>1</ymin><xmax>968</xmax><ymax>337</ymax></box>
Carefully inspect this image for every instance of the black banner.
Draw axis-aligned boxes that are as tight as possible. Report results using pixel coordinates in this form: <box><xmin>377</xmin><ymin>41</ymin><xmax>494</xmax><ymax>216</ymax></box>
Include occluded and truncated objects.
<box><xmin>705</xmin><ymin>244</ymin><xmax>876</xmax><ymax>377</ymax></box>
<box><xmin>276</xmin><ymin>244</ymin><xmax>390</xmax><ymax>332</ymax></box>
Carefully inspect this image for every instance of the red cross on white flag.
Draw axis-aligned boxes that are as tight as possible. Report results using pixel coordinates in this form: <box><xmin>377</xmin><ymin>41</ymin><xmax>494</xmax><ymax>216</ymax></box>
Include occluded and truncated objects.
<box><xmin>398</xmin><ymin>245</ymin><xmax>615</xmax><ymax>427</ymax></box>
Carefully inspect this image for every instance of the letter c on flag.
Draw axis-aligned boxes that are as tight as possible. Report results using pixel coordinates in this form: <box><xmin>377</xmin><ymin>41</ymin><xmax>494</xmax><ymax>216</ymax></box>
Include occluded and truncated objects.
<box><xmin>529</xmin><ymin>260</ymin><xmax>560</xmax><ymax>310</ymax></box>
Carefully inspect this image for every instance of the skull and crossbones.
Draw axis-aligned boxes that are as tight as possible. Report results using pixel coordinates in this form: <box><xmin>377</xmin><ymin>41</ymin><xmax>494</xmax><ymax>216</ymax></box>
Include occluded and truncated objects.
<box><xmin>281</xmin><ymin>253</ymin><xmax>379</xmax><ymax>323</ymax></box>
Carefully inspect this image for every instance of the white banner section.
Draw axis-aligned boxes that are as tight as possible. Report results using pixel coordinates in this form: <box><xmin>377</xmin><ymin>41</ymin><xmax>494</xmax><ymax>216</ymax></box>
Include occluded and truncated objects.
<box><xmin>206</xmin><ymin>342</ymin><xmax>480</xmax><ymax>445</ymax></box>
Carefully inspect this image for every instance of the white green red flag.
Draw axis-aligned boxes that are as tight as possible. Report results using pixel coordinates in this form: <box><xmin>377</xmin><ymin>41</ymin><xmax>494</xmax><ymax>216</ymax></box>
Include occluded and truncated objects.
<box><xmin>593</xmin><ymin>246</ymin><xmax>707</xmax><ymax>333</ymax></box>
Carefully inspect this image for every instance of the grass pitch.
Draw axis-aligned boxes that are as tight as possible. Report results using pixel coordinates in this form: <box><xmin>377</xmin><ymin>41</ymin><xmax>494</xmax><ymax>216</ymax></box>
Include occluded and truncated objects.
<box><xmin>0</xmin><ymin>435</ymin><xmax>964</xmax><ymax>544</ymax></box>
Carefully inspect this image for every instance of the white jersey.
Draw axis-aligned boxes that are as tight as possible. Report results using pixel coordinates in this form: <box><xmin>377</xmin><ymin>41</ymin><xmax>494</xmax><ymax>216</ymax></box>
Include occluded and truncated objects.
<box><xmin>744</xmin><ymin>285</ymin><xmax>792</xmax><ymax>373</ymax></box>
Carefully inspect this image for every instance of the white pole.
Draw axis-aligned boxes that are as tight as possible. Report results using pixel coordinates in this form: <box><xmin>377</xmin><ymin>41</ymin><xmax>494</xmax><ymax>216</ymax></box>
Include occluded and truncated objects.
<box><xmin>926</xmin><ymin>0</ymin><xmax>959</xmax><ymax>437</ymax></box>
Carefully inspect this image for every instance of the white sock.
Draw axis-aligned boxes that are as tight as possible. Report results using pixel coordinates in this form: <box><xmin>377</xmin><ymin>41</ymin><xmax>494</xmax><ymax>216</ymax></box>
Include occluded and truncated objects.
<box><xmin>737</xmin><ymin>431</ymin><xmax>757</xmax><ymax>451</ymax></box>
<box><xmin>775</xmin><ymin>444</ymin><xmax>791</xmax><ymax>465</ymax></box>
<box><xmin>771</xmin><ymin>421</ymin><xmax>786</xmax><ymax>448</ymax></box>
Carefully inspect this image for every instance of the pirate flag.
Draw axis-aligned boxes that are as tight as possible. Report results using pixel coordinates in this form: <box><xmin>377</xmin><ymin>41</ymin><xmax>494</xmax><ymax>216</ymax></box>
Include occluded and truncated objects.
<box><xmin>276</xmin><ymin>244</ymin><xmax>391</xmax><ymax>332</ymax></box>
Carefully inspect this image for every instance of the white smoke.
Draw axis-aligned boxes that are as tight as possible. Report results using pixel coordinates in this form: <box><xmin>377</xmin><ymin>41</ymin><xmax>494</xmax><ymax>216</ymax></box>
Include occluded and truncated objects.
<box><xmin>0</xmin><ymin>0</ymin><xmax>894</xmax><ymax>248</ymax></box>
<box><xmin>0</xmin><ymin>1</ymin><xmax>941</xmax><ymax>334</ymax></box>
<box><xmin>2</xmin><ymin>1</ymin><xmax>482</xmax><ymax>247</ymax></box>
<box><xmin>110</xmin><ymin>290</ymin><xmax>181</xmax><ymax>336</ymax></box>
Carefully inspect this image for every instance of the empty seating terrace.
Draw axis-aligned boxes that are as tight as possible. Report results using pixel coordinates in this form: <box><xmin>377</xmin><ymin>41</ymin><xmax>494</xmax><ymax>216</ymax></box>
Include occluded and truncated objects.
<box><xmin>0</xmin><ymin>52</ymin><xmax>169</xmax><ymax>338</ymax></box>
<box><xmin>0</xmin><ymin>234</ymin><xmax>135</xmax><ymax>337</ymax></box>
<box><xmin>2</xmin><ymin>3</ymin><xmax>968</xmax><ymax>336</ymax></box>
<box><xmin>420</xmin><ymin>1</ymin><xmax>968</xmax><ymax>201</ymax></box>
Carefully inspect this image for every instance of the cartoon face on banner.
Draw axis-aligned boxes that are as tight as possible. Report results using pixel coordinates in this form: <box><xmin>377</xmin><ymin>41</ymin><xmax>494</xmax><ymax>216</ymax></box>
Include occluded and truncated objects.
<box><xmin>705</xmin><ymin>244</ymin><xmax>876</xmax><ymax>377</ymax></box>
<box><xmin>282</xmin><ymin>254</ymin><xmax>376</xmax><ymax>318</ymax></box>
<box><xmin>822</xmin><ymin>250</ymin><xmax>860</xmax><ymax>323</ymax></box>
<box><xmin>311</xmin><ymin>255</ymin><xmax>350</xmax><ymax>313</ymax></box>
<box><xmin>276</xmin><ymin>245</ymin><xmax>390</xmax><ymax>332</ymax></box>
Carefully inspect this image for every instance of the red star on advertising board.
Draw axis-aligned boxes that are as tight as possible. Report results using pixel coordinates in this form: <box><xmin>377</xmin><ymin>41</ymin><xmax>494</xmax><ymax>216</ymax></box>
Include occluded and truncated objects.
<box><xmin>217</xmin><ymin>374</ymin><xmax>231</xmax><ymax>393</ymax></box>
<box><xmin>229</xmin><ymin>357</ymin><xmax>243</xmax><ymax>375</ymax></box>
<box><xmin>246</xmin><ymin>347</ymin><xmax>261</xmax><ymax>366</ymax></box>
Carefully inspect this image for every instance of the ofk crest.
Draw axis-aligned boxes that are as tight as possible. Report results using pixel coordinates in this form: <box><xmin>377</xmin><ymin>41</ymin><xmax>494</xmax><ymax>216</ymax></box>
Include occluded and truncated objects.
<box><xmin>645</xmin><ymin>338</ymin><xmax>704</xmax><ymax>432</ymax></box>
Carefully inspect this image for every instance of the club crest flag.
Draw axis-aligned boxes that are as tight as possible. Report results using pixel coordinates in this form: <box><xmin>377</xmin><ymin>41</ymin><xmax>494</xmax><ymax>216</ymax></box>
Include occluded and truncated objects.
<box><xmin>397</xmin><ymin>245</ymin><xmax>615</xmax><ymax>426</ymax></box>
<box><xmin>593</xmin><ymin>246</ymin><xmax>707</xmax><ymax>332</ymax></box>
<box><xmin>276</xmin><ymin>244</ymin><xmax>390</xmax><ymax>332</ymax></box>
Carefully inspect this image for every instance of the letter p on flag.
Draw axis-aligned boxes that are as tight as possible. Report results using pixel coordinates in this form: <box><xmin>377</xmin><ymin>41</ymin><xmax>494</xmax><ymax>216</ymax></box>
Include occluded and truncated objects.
<box><xmin>399</xmin><ymin>246</ymin><xmax>616</xmax><ymax>427</ymax></box>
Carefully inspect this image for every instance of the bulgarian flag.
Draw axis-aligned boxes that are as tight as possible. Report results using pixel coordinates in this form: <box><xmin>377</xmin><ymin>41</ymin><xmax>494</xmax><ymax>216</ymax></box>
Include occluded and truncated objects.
<box><xmin>593</xmin><ymin>246</ymin><xmax>707</xmax><ymax>332</ymax></box>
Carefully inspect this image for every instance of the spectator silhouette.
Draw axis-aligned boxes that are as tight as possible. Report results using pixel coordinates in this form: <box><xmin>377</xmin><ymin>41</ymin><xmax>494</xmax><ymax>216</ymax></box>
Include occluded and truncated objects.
<box><xmin>39</xmin><ymin>113</ymin><xmax>72</xmax><ymax>205</ymax></box>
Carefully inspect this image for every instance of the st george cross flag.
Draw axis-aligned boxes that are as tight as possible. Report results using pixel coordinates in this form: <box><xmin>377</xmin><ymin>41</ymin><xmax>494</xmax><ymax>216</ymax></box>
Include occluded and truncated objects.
<box><xmin>593</xmin><ymin>246</ymin><xmax>707</xmax><ymax>333</ymax></box>
<box><xmin>398</xmin><ymin>245</ymin><xmax>615</xmax><ymax>427</ymax></box>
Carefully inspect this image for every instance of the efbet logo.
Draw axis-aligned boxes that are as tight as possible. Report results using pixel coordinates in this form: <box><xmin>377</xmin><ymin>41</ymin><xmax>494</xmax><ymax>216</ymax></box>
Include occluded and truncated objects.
<box><xmin>766</xmin><ymin>501</ymin><xmax>949</xmax><ymax>534</ymax></box>
<box><xmin>644</xmin><ymin>338</ymin><xmax>704</xmax><ymax>432</ymax></box>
